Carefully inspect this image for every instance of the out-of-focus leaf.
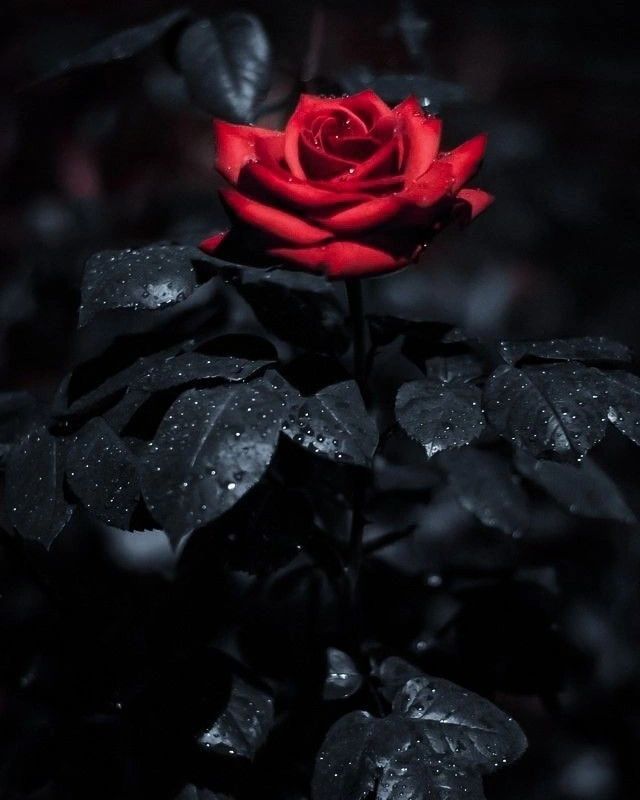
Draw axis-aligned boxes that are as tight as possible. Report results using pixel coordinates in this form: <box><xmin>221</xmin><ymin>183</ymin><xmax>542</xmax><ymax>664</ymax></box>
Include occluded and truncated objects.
<box><xmin>176</xmin><ymin>13</ymin><xmax>271</xmax><ymax>122</ymax></box>
<box><xmin>440</xmin><ymin>448</ymin><xmax>530</xmax><ymax>535</ymax></box>
<box><xmin>323</xmin><ymin>648</ymin><xmax>362</xmax><ymax>700</ymax></box>
<box><xmin>0</xmin><ymin>391</ymin><xmax>38</xmax><ymax>467</ymax></box>
<box><xmin>514</xmin><ymin>450</ymin><xmax>635</xmax><ymax>524</ymax></box>
<box><xmin>40</xmin><ymin>10</ymin><xmax>190</xmax><ymax>81</ymax></box>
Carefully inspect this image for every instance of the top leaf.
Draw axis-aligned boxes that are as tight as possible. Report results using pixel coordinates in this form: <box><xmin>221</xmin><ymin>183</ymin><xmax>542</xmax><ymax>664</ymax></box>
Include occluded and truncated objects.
<box><xmin>40</xmin><ymin>10</ymin><xmax>190</xmax><ymax>81</ymax></box>
<box><xmin>499</xmin><ymin>336</ymin><xmax>632</xmax><ymax>366</ymax></box>
<box><xmin>176</xmin><ymin>13</ymin><xmax>272</xmax><ymax>123</ymax></box>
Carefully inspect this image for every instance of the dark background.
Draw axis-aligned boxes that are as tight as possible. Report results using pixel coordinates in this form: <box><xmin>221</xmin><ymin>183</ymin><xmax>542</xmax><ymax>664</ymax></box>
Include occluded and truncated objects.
<box><xmin>1</xmin><ymin>1</ymin><xmax>639</xmax><ymax>799</ymax></box>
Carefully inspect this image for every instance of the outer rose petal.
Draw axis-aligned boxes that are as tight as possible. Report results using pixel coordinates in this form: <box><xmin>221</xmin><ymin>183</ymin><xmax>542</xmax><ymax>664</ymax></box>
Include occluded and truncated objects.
<box><xmin>221</xmin><ymin>188</ymin><xmax>332</xmax><ymax>245</ymax></box>
<box><xmin>455</xmin><ymin>188</ymin><xmax>494</xmax><ymax>221</ymax></box>
<box><xmin>238</xmin><ymin>162</ymin><xmax>370</xmax><ymax>209</ymax></box>
<box><xmin>394</xmin><ymin>96</ymin><xmax>442</xmax><ymax>183</ymax></box>
<box><xmin>314</xmin><ymin>162</ymin><xmax>453</xmax><ymax>232</ymax></box>
<box><xmin>200</xmin><ymin>231</ymin><xmax>228</xmax><ymax>254</ymax></box>
<box><xmin>269</xmin><ymin>239</ymin><xmax>414</xmax><ymax>278</ymax></box>
<box><xmin>214</xmin><ymin>120</ymin><xmax>283</xmax><ymax>183</ymax></box>
<box><xmin>439</xmin><ymin>133</ymin><xmax>487</xmax><ymax>191</ymax></box>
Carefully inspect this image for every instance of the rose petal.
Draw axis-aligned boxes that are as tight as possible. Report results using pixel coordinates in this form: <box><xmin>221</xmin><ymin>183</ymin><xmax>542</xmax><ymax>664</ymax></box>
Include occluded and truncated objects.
<box><xmin>299</xmin><ymin>130</ymin><xmax>357</xmax><ymax>179</ymax></box>
<box><xmin>238</xmin><ymin>162</ymin><xmax>370</xmax><ymax>209</ymax></box>
<box><xmin>315</xmin><ymin>161</ymin><xmax>452</xmax><ymax>232</ymax></box>
<box><xmin>394</xmin><ymin>96</ymin><xmax>442</xmax><ymax>183</ymax></box>
<box><xmin>455</xmin><ymin>188</ymin><xmax>494</xmax><ymax>221</ymax></box>
<box><xmin>439</xmin><ymin>133</ymin><xmax>488</xmax><ymax>191</ymax></box>
<box><xmin>214</xmin><ymin>120</ymin><xmax>283</xmax><ymax>184</ymax></box>
<box><xmin>220</xmin><ymin>188</ymin><xmax>332</xmax><ymax>245</ymax></box>
<box><xmin>270</xmin><ymin>238</ymin><xmax>414</xmax><ymax>279</ymax></box>
<box><xmin>340</xmin><ymin>89</ymin><xmax>392</xmax><ymax>129</ymax></box>
<box><xmin>200</xmin><ymin>230</ymin><xmax>228</xmax><ymax>255</ymax></box>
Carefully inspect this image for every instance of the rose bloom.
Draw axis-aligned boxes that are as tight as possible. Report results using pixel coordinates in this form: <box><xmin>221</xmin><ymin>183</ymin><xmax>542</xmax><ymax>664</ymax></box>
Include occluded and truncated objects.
<box><xmin>201</xmin><ymin>90</ymin><xmax>492</xmax><ymax>279</ymax></box>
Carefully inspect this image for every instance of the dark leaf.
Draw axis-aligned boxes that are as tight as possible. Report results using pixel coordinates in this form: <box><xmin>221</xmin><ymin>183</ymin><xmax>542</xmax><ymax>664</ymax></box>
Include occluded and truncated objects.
<box><xmin>79</xmin><ymin>245</ymin><xmax>205</xmax><ymax>326</ymax></box>
<box><xmin>499</xmin><ymin>336</ymin><xmax>631</xmax><ymax>366</ymax></box>
<box><xmin>337</xmin><ymin>67</ymin><xmax>465</xmax><ymax>109</ymax></box>
<box><xmin>40</xmin><ymin>10</ymin><xmax>190</xmax><ymax>80</ymax></box>
<box><xmin>440</xmin><ymin>448</ymin><xmax>530</xmax><ymax>535</ymax></box>
<box><xmin>5</xmin><ymin>426</ymin><xmax>72</xmax><ymax>547</ymax></box>
<box><xmin>66</xmin><ymin>418</ymin><xmax>141</xmax><ymax>528</ymax></box>
<box><xmin>483</xmin><ymin>364</ymin><xmax>608</xmax><ymax>460</ymax></box>
<box><xmin>323</xmin><ymin>648</ymin><xmax>362</xmax><ymax>701</ymax></box>
<box><xmin>424</xmin><ymin>355</ymin><xmax>484</xmax><ymax>382</ymax></box>
<box><xmin>235</xmin><ymin>269</ymin><xmax>349</xmax><ymax>354</ymax></box>
<box><xmin>283</xmin><ymin>381</ymin><xmax>378</xmax><ymax>467</ymax></box>
<box><xmin>396</xmin><ymin>378</ymin><xmax>485</xmax><ymax>458</ymax></box>
<box><xmin>602</xmin><ymin>370</ymin><xmax>640</xmax><ymax>445</ymax></box>
<box><xmin>141</xmin><ymin>372</ymin><xmax>296</xmax><ymax>539</ymax></box>
<box><xmin>58</xmin><ymin>348</ymin><xmax>271</xmax><ymax>422</ymax></box>
<box><xmin>393</xmin><ymin>675</ymin><xmax>528</xmax><ymax>772</ymax></box>
<box><xmin>366</xmin><ymin>315</ymin><xmax>452</xmax><ymax>350</ymax></box>
<box><xmin>175</xmin><ymin>787</ymin><xmax>232</xmax><ymax>800</ymax></box>
<box><xmin>0</xmin><ymin>391</ymin><xmax>38</xmax><ymax>467</ymax></box>
<box><xmin>198</xmin><ymin>675</ymin><xmax>274</xmax><ymax>760</ymax></box>
<box><xmin>376</xmin><ymin>656</ymin><xmax>424</xmax><ymax>703</ymax></box>
<box><xmin>514</xmin><ymin>450</ymin><xmax>635</xmax><ymax>524</ymax></box>
<box><xmin>176</xmin><ymin>13</ymin><xmax>271</xmax><ymax>122</ymax></box>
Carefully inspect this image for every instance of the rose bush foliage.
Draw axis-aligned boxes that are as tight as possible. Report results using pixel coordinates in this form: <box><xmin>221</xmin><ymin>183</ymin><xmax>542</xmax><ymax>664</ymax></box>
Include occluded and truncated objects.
<box><xmin>201</xmin><ymin>90</ymin><xmax>492</xmax><ymax>277</ymax></box>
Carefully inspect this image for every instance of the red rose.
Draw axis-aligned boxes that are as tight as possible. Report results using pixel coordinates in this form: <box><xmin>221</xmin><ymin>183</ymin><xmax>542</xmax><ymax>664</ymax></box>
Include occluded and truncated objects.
<box><xmin>201</xmin><ymin>90</ymin><xmax>492</xmax><ymax>279</ymax></box>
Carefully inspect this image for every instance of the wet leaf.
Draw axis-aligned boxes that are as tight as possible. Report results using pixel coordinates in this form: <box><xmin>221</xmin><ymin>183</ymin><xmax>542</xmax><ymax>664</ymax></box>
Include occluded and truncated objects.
<box><xmin>175</xmin><ymin>786</ymin><xmax>232</xmax><ymax>800</ymax></box>
<box><xmin>66</xmin><ymin>418</ymin><xmax>141</xmax><ymax>529</ymax></box>
<box><xmin>499</xmin><ymin>336</ymin><xmax>631</xmax><ymax>366</ymax></box>
<box><xmin>323</xmin><ymin>648</ymin><xmax>362</xmax><ymax>701</ymax></box>
<box><xmin>602</xmin><ymin>370</ymin><xmax>640</xmax><ymax>445</ymax></box>
<box><xmin>198</xmin><ymin>676</ymin><xmax>274</xmax><ymax>760</ymax></box>
<box><xmin>484</xmin><ymin>364</ymin><xmax>608</xmax><ymax>460</ymax></box>
<box><xmin>396</xmin><ymin>378</ymin><xmax>485</xmax><ymax>458</ymax></box>
<box><xmin>176</xmin><ymin>13</ymin><xmax>271</xmax><ymax>122</ymax></box>
<box><xmin>235</xmin><ymin>269</ymin><xmax>349</xmax><ymax>354</ymax></box>
<box><xmin>284</xmin><ymin>381</ymin><xmax>378</xmax><ymax>467</ymax></box>
<box><xmin>141</xmin><ymin>372</ymin><xmax>296</xmax><ymax>539</ymax></box>
<box><xmin>393</xmin><ymin>675</ymin><xmax>528</xmax><ymax>771</ymax></box>
<box><xmin>39</xmin><ymin>9</ymin><xmax>190</xmax><ymax>80</ymax></box>
<box><xmin>514</xmin><ymin>450</ymin><xmax>635</xmax><ymax>524</ymax></box>
<box><xmin>4</xmin><ymin>426</ymin><xmax>72</xmax><ymax>547</ymax></box>
<box><xmin>440</xmin><ymin>448</ymin><xmax>530</xmax><ymax>535</ymax></box>
<box><xmin>79</xmin><ymin>245</ymin><xmax>204</xmax><ymax>326</ymax></box>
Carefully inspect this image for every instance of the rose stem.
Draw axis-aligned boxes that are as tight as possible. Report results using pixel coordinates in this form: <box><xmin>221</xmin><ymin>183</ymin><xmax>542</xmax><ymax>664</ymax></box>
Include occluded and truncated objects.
<box><xmin>345</xmin><ymin>278</ymin><xmax>369</xmax><ymax>648</ymax></box>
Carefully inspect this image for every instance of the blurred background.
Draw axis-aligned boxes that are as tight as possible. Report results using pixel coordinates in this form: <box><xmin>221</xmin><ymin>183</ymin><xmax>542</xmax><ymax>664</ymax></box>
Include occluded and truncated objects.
<box><xmin>1</xmin><ymin>1</ymin><xmax>639</xmax><ymax>798</ymax></box>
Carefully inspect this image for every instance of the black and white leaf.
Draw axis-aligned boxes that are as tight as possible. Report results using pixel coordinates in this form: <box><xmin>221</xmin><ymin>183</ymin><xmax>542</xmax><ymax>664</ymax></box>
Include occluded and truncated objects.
<box><xmin>284</xmin><ymin>381</ymin><xmax>378</xmax><ymax>466</ymax></box>
<box><xmin>65</xmin><ymin>418</ymin><xmax>141</xmax><ymax>529</ymax></box>
<box><xmin>198</xmin><ymin>676</ymin><xmax>274</xmax><ymax>760</ymax></box>
<box><xmin>396</xmin><ymin>378</ymin><xmax>485</xmax><ymax>458</ymax></box>
<box><xmin>323</xmin><ymin>648</ymin><xmax>362</xmax><ymax>701</ymax></box>
<box><xmin>175</xmin><ymin>786</ymin><xmax>231</xmax><ymax>800</ymax></box>
<box><xmin>176</xmin><ymin>13</ymin><xmax>271</xmax><ymax>122</ymax></box>
<box><xmin>499</xmin><ymin>336</ymin><xmax>631</xmax><ymax>366</ymax></box>
<box><xmin>484</xmin><ymin>364</ymin><xmax>608</xmax><ymax>460</ymax></box>
<box><xmin>514</xmin><ymin>450</ymin><xmax>635</xmax><ymax>524</ymax></box>
<box><xmin>440</xmin><ymin>448</ymin><xmax>530</xmax><ymax>535</ymax></box>
<box><xmin>393</xmin><ymin>676</ymin><xmax>528</xmax><ymax>772</ymax></box>
<box><xmin>0</xmin><ymin>391</ymin><xmax>38</xmax><ymax>467</ymax></box>
<box><xmin>141</xmin><ymin>372</ymin><xmax>296</xmax><ymax>539</ymax></box>
<box><xmin>234</xmin><ymin>269</ymin><xmax>349</xmax><ymax>354</ymax></box>
<box><xmin>376</xmin><ymin>656</ymin><xmax>424</xmax><ymax>703</ymax></box>
<box><xmin>424</xmin><ymin>355</ymin><xmax>484</xmax><ymax>383</ymax></box>
<box><xmin>58</xmin><ymin>349</ymin><xmax>271</xmax><ymax>421</ymax></box>
<box><xmin>4</xmin><ymin>427</ymin><xmax>72</xmax><ymax>547</ymax></box>
<box><xmin>602</xmin><ymin>370</ymin><xmax>640</xmax><ymax>446</ymax></box>
<box><xmin>79</xmin><ymin>245</ymin><xmax>206</xmax><ymax>326</ymax></box>
<box><xmin>41</xmin><ymin>10</ymin><xmax>190</xmax><ymax>81</ymax></box>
